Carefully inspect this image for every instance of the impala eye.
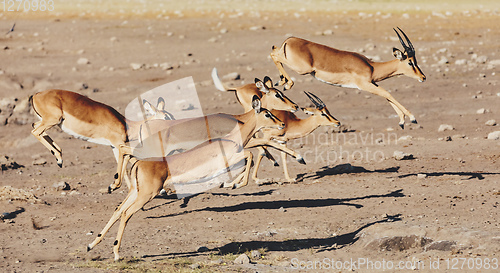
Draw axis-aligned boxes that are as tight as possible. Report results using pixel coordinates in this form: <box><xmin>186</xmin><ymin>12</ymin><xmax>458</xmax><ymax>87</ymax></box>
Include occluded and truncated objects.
<box><xmin>265</xmin><ymin>113</ymin><xmax>271</xmax><ymax>118</ymax></box>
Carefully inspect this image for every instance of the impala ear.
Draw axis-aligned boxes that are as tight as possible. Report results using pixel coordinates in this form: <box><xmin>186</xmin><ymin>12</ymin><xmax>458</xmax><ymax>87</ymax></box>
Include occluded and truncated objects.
<box><xmin>263</xmin><ymin>76</ymin><xmax>273</xmax><ymax>89</ymax></box>
<box><xmin>156</xmin><ymin>97</ymin><xmax>166</xmax><ymax>110</ymax></box>
<box><xmin>143</xmin><ymin>99</ymin><xmax>158</xmax><ymax>116</ymax></box>
<box><xmin>393</xmin><ymin>48</ymin><xmax>406</xmax><ymax>61</ymax></box>
<box><xmin>252</xmin><ymin>95</ymin><xmax>262</xmax><ymax>113</ymax></box>
<box><xmin>255</xmin><ymin>78</ymin><xmax>268</xmax><ymax>93</ymax></box>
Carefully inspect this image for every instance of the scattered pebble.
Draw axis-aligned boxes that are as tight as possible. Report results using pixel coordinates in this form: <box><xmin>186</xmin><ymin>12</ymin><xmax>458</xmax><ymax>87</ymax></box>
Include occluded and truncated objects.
<box><xmin>77</xmin><ymin>57</ymin><xmax>90</xmax><ymax>65</ymax></box>
<box><xmin>487</xmin><ymin>131</ymin><xmax>500</xmax><ymax>140</ymax></box>
<box><xmin>130</xmin><ymin>63</ymin><xmax>145</xmax><ymax>70</ymax></box>
<box><xmin>52</xmin><ymin>181</ymin><xmax>70</xmax><ymax>191</ymax></box>
<box><xmin>476</xmin><ymin>108</ymin><xmax>486</xmax><ymax>114</ymax></box>
<box><xmin>393</xmin><ymin>151</ymin><xmax>413</xmax><ymax>161</ymax></box>
<box><xmin>438</xmin><ymin>124</ymin><xmax>454</xmax><ymax>132</ymax></box>
<box><xmin>32</xmin><ymin>158</ymin><xmax>47</xmax><ymax>166</ymax></box>
<box><xmin>485</xmin><ymin>119</ymin><xmax>496</xmax><ymax>126</ymax></box>
<box><xmin>250</xmin><ymin>250</ymin><xmax>261</xmax><ymax>259</ymax></box>
<box><xmin>417</xmin><ymin>173</ymin><xmax>427</xmax><ymax>179</ymax></box>
<box><xmin>234</xmin><ymin>253</ymin><xmax>250</xmax><ymax>264</ymax></box>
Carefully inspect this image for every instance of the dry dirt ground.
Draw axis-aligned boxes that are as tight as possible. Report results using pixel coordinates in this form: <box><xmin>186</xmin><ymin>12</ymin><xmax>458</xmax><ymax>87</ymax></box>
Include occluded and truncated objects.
<box><xmin>1</xmin><ymin>1</ymin><xmax>500</xmax><ymax>272</ymax></box>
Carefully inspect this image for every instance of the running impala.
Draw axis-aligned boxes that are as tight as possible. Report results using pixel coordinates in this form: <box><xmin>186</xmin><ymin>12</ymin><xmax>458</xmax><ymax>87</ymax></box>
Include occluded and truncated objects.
<box><xmin>252</xmin><ymin>92</ymin><xmax>340</xmax><ymax>184</ymax></box>
<box><xmin>109</xmin><ymin>77</ymin><xmax>303</xmax><ymax>192</ymax></box>
<box><xmin>87</xmin><ymin>97</ymin><xmax>288</xmax><ymax>261</ymax></box>
<box><xmin>270</xmin><ymin>27</ymin><xmax>426</xmax><ymax>129</ymax></box>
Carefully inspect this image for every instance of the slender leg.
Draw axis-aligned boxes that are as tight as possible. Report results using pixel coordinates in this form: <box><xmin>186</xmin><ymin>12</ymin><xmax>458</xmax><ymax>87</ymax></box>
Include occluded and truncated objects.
<box><xmin>112</xmin><ymin>191</ymin><xmax>156</xmax><ymax>261</ymax></box>
<box><xmin>270</xmin><ymin>48</ymin><xmax>294</xmax><ymax>90</ymax></box>
<box><xmin>31</xmin><ymin>121</ymin><xmax>63</xmax><ymax>167</ymax></box>
<box><xmin>87</xmin><ymin>189</ymin><xmax>138</xmax><ymax>252</ymax></box>
<box><xmin>109</xmin><ymin>144</ymin><xmax>134</xmax><ymax>192</ymax></box>
<box><xmin>233</xmin><ymin>150</ymin><xmax>253</xmax><ymax>189</ymax></box>
<box><xmin>251</xmin><ymin>147</ymin><xmax>266</xmax><ymax>185</ymax></box>
<box><xmin>356</xmin><ymin>81</ymin><xmax>416</xmax><ymax>128</ymax></box>
<box><xmin>246</xmin><ymin>138</ymin><xmax>305</xmax><ymax>164</ymax></box>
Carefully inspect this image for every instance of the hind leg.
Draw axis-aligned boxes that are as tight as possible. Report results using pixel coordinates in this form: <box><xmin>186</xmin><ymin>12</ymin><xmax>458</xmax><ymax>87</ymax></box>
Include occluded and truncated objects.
<box><xmin>31</xmin><ymin>120</ymin><xmax>63</xmax><ymax>167</ymax></box>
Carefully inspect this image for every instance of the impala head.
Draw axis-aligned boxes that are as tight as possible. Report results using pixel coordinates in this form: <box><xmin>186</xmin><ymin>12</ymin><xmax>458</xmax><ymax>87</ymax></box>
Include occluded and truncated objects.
<box><xmin>143</xmin><ymin>97</ymin><xmax>175</xmax><ymax>120</ymax></box>
<box><xmin>255</xmin><ymin>77</ymin><xmax>299</xmax><ymax>112</ymax></box>
<box><xmin>252</xmin><ymin>95</ymin><xmax>285</xmax><ymax>131</ymax></box>
<box><xmin>393</xmin><ymin>27</ymin><xmax>426</xmax><ymax>83</ymax></box>
<box><xmin>302</xmin><ymin>92</ymin><xmax>340</xmax><ymax>127</ymax></box>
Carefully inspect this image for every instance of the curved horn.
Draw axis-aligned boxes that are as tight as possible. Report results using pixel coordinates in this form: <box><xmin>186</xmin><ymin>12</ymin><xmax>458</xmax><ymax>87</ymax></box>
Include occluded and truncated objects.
<box><xmin>308</xmin><ymin>92</ymin><xmax>326</xmax><ymax>108</ymax></box>
<box><xmin>304</xmin><ymin>91</ymin><xmax>323</xmax><ymax>109</ymax></box>
<box><xmin>393</xmin><ymin>27</ymin><xmax>408</xmax><ymax>51</ymax></box>
<box><xmin>397</xmin><ymin>27</ymin><xmax>414</xmax><ymax>51</ymax></box>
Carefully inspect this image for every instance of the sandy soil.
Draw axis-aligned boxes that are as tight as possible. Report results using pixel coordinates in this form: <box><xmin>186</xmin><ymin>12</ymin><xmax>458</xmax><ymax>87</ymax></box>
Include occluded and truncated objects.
<box><xmin>1</xmin><ymin>1</ymin><xmax>499</xmax><ymax>272</ymax></box>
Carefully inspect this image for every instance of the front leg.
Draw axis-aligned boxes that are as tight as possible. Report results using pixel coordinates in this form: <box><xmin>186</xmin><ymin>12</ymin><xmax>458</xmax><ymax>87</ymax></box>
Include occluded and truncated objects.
<box><xmin>270</xmin><ymin>47</ymin><xmax>294</xmax><ymax>90</ymax></box>
<box><xmin>246</xmin><ymin>138</ymin><xmax>305</xmax><ymax>165</ymax></box>
<box><xmin>356</xmin><ymin>81</ymin><xmax>416</xmax><ymax>128</ymax></box>
<box><xmin>109</xmin><ymin>144</ymin><xmax>134</xmax><ymax>193</ymax></box>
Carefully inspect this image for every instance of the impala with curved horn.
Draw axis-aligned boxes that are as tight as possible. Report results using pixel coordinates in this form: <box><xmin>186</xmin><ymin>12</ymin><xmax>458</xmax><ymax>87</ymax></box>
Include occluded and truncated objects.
<box><xmin>252</xmin><ymin>91</ymin><xmax>340</xmax><ymax>183</ymax></box>
<box><xmin>270</xmin><ymin>27</ymin><xmax>426</xmax><ymax>128</ymax></box>
<box><xmin>87</xmin><ymin>96</ymin><xmax>290</xmax><ymax>261</ymax></box>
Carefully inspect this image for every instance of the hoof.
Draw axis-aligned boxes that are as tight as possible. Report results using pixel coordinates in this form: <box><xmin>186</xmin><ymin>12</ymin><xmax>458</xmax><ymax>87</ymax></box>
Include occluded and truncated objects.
<box><xmin>399</xmin><ymin>123</ymin><xmax>405</xmax><ymax>130</ymax></box>
<box><xmin>107</xmin><ymin>185</ymin><xmax>113</xmax><ymax>194</ymax></box>
<box><xmin>87</xmin><ymin>245</ymin><xmax>91</xmax><ymax>252</ymax></box>
<box><xmin>297</xmin><ymin>157</ymin><xmax>306</xmax><ymax>165</ymax></box>
<box><xmin>57</xmin><ymin>162</ymin><xmax>63</xmax><ymax>168</ymax></box>
<box><xmin>411</xmin><ymin>119</ymin><xmax>418</xmax><ymax>124</ymax></box>
<box><xmin>273</xmin><ymin>161</ymin><xmax>279</xmax><ymax>167</ymax></box>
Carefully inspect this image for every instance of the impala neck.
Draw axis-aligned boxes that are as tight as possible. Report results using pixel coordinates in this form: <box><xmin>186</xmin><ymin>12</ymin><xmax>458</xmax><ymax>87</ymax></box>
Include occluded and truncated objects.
<box><xmin>371</xmin><ymin>59</ymin><xmax>401</xmax><ymax>82</ymax></box>
<box><xmin>285</xmin><ymin>116</ymin><xmax>321</xmax><ymax>140</ymax></box>
<box><xmin>232</xmin><ymin>111</ymin><xmax>258</xmax><ymax>145</ymax></box>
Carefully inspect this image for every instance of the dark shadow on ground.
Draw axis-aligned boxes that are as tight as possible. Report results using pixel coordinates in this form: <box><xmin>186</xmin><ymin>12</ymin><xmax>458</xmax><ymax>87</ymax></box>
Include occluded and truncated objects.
<box><xmin>143</xmin><ymin>214</ymin><xmax>402</xmax><ymax>259</ymax></box>
<box><xmin>147</xmin><ymin>189</ymin><xmax>404</xmax><ymax>219</ymax></box>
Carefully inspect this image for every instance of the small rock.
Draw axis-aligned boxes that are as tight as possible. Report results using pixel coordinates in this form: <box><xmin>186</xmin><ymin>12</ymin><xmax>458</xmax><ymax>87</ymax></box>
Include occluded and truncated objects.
<box><xmin>393</xmin><ymin>151</ymin><xmax>413</xmax><ymax>161</ymax></box>
<box><xmin>189</xmin><ymin>263</ymin><xmax>200</xmax><ymax>269</ymax></box>
<box><xmin>52</xmin><ymin>181</ymin><xmax>70</xmax><ymax>191</ymax></box>
<box><xmin>249</xmin><ymin>26</ymin><xmax>265</xmax><ymax>31</ymax></box>
<box><xmin>476</xmin><ymin>108</ymin><xmax>486</xmax><ymax>114</ymax></box>
<box><xmin>250</xmin><ymin>250</ymin><xmax>261</xmax><ymax>259</ymax></box>
<box><xmin>437</xmin><ymin>56</ymin><xmax>449</xmax><ymax>65</ymax></box>
<box><xmin>417</xmin><ymin>173</ymin><xmax>427</xmax><ymax>179</ymax></box>
<box><xmin>234</xmin><ymin>253</ymin><xmax>250</xmax><ymax>264</ymax></box>
<box><xmin>278</xmin><ymin>207</ymin><xmax>287</xmax><ymax>212</ymax></box>
<box><xmin>398</xmin><ymin>135</ymin><xmax>413</xmax><ymax>142</ymax></box>
<box><xmin>322</xmin><ymin>29</ymin><xmax>334</xmax><ymax>35</ymax></box>
<box><xmin>32</xmin><ymin>158</ymin><xmax>47</xmax><ymax>166</ymax></box>
<box><xmin>77</xmin><ymin>57</ymin><xmax>90</xmax><ymax>65</ymax></box>
<box><xmin>455</xmin><ymin>59</ymin><xmax>467</xmax><ymax>65</ymax></box>
<box><xmin>487</xmin><ymin>131</ymin><xmax>500</xmax><ymax>140</ymax></box>
<box><xmin>130</xmin><ymin>63</ymin><xmax>145</xmax><ymax>70</ymax></box>
<box><xmin>485</xmin><ymin>119</ymin><xmax>496</xmax><ymax>126</ymax></box>
<box><xmin>438</xmin><ymin>124</ymin><xmax>454</xmax><ymax>132</ymax></box>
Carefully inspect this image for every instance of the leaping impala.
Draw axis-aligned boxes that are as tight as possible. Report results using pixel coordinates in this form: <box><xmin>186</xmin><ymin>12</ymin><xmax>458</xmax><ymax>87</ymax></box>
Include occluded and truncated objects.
<box><xmin>109</xmin><ymin>77</ymin><xmax>303</xmax><ymax>192</ymax></box>
<box><xmin>30</xmin><ymin>89</ymin><xmax>174</xmax><ymax>190</ymax></box>
<box><xmin>211</xmin><ymin>67</ymin><xmax>299</xmax><ymax>113</ymax></box>
<box><xmin>87</xmin><ymin>97</ymin><xmax>289</xmax><ymax>261</ymax></box>
<box><xmin>252</xmin><ymin>92</ymin><xmax>340</xmax><ymax>184</ymax></box>
<box><xmin>270</xmin><ymin>27</ymin><xmax>426</xmax><ymax>129</ymax></box>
